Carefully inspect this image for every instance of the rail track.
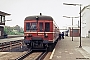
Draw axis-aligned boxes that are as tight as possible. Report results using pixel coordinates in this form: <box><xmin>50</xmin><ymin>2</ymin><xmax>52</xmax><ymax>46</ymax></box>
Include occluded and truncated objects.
<box><xmin>7</xmin><ymin>35</ymin><xmax>24</xmax><ymax>38</ymax></box>
<box><xmin>0</xmin><ymin>36</ymin><xmax>57</xmax><ymax>60</ymax></box>
<box><xmin>15</xmin><ymin>50</ymin><xmax>33</xmax><ymax>60</ymax></box>
<box><xmin>10</xmin><ymin>50</ymin><xmax>48</xmax><ymax>60</ymax></box>
<box><xmin>0</xmin><ymin>40</ymin><xmax>23</xmax><ymax>52</ymax></box>
<box><xmin>36</xmin><ymin>51</ymin><xmax>48</xmax><ymax>60</ymax></box>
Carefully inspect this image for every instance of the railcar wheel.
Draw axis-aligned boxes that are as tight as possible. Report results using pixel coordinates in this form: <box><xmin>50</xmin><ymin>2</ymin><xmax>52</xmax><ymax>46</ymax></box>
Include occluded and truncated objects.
<box><xmin>26</xmin><ymin>44</ymin><xmax>31</xmax><ymax>48</ymax></box>
<box><xmin>48</xmin><ymin>44</ymin><xmax>54</xmax><ymax>52</ymax></box>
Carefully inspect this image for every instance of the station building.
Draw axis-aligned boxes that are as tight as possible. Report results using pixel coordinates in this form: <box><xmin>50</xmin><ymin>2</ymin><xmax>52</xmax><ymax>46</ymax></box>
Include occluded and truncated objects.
<box><xmin>0</xmin><ymin>11</ymin><xmax>11</xmax><ymax>38</ymax></box>
<box><xmin>68</xmin><ymin>27</ymin><xmax>80</xmax><ymax>37</ymax></box>
<box><xmin>81</xmin><ymin>5</ymin><xmax>90</xmax><ymax>38</ymax></box>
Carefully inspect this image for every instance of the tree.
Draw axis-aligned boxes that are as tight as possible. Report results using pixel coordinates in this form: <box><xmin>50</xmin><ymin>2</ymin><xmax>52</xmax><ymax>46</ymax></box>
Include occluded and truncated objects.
<box><xmin>4</xmin><ymin>25</ymin><xmax>24</xmax><ymax>35</ymax></box>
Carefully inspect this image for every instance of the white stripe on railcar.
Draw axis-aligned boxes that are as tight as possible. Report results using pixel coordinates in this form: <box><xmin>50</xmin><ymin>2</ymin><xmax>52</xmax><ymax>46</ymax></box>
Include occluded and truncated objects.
<box><xmin>24</xmin><ymin>32</ymin><xmax>55</xmax><ymax>34</ymax></box>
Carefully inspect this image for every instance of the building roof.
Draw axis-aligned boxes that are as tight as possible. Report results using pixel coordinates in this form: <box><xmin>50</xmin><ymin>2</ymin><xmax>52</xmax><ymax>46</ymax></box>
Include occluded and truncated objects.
<box><xmin>81</xmin><ymin>5</ymin><xmax>90</xmax><ymax>13</ymax></box>
<box><xmin>0</xmin><ymin>11</ymin><xmax>11</xmax><ymax>16</ymax></box>
<box><xmin>25</xmin><ymin>15</ymin><xmax>53</xmax><ymax>20</ymax></box>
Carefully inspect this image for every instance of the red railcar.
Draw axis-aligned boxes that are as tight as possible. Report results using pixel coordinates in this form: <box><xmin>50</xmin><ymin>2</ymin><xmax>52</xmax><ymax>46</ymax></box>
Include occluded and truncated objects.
<box><xmin>24</xmin><ymin>14</ymin><xmax>60</xmax><ymax>50</ymax></box>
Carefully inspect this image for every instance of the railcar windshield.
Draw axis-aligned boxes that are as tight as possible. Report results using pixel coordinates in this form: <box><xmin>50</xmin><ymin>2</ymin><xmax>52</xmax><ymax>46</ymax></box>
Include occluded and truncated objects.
<box><xmin>26</xmin><ymin>22</ymin><xmax>37</xmax><ymax>32</ymax></box>
<box><xmin>26</xmin><ymin>22</ymin><xmax>50</xmax><ymax>32</ymax></box>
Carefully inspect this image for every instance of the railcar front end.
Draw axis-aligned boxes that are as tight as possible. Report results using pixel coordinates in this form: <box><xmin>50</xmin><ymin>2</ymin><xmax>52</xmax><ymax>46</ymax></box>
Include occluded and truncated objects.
<box><xmin>24</xmin><ymin>14</ymin><xmax>60</xmax><ymax>51</ymax></box>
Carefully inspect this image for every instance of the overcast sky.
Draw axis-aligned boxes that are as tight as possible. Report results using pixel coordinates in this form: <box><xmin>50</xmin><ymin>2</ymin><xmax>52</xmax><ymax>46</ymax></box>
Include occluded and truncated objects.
<box><xmin>0</xmin><ymin>0</ymin><xmax>90</xmax><ymax>28</ymax></box>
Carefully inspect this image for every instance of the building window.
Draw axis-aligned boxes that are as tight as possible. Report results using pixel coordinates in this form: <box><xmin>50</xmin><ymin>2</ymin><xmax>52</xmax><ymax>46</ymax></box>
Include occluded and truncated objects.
<box><xmin>0</xmin><ymin>16</ymin><xmax>5</xmax><ymax>23</ymax></box>
<box><xmin>0</xmin><ymin>16</ymin><xmax>1</xmax><ymax>23</ymax></box>
<box><xmin>2</xmin><ymin>16</ymin><xmax>5</xmax><ymax>23</ymax></box>
<box><xmin>73</xmin><ymin>29</ymin><xmax>78</xmax><ymax>33</ymax></box>
<box><xmin>88</xmin><ymin>31</ymin><xmax>90</xmax><ymax>33</ymax></box>
<box><xmin>0</xmin><ymin>31</ymin><xmax>1</xmax><ymax>36</ymax></box>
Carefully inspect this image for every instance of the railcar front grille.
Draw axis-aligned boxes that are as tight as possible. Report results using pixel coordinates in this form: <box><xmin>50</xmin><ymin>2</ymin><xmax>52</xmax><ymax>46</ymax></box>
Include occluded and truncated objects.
<box><xmin>31</xmin><ymin>37</ymin><xmax>43</xmax><ymax>40</ymax></box>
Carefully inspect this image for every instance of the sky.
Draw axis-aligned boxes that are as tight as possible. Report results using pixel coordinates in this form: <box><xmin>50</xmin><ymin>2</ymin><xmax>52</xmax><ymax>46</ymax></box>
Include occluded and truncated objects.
<box><xmin>0</xmin><ymin>0</ymin><xmax>90</xmax><ymax>28</ymax></box>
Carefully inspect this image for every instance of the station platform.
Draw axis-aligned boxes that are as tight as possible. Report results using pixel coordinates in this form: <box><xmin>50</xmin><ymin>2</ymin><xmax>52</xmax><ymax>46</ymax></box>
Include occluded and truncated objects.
<box><xmin>51</xmin><ymin>37</ymin><xmax>90</xmax><ymax>60</ymax></box>
<box><xmin>0</xmin><ymin>37</ymin><xmax>24</xmax><ymax>43</ymax></box>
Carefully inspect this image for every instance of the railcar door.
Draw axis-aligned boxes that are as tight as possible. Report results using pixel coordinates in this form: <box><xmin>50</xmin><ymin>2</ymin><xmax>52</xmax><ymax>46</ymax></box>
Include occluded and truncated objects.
<box><xmin>39</xmin><ymin>22</ymin><xmax>44</xmax><ymax>32</ymax></box>
<box><xmin>45</xmin><ymin>22</ymin><xmax>50</xmax><ymax>32</ymax></box>
<box><xmin>44</xmin><ymin>22</ymin><xmax>50</xmax><ymax>38</ymax></box>
<box><xmin>38</xmin><ymin>22</ymin><xmax>44</xmax><ymax>37</ymax></box>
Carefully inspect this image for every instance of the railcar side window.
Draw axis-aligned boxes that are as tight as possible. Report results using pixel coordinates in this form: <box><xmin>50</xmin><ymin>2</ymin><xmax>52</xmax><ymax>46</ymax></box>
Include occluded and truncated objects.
<box><xmin>45</xmin><ymin>23</ymin><xmax>50</xmax><ymax>32</ymax></box>
<box><xmin>39</xmin><ymin>22</ymin><xmax>43</xmax><ymax>32</ymax></box>
<box><xmin>26</xmin><ymin>23</ymin><xmax>30</xmax><ymax>32</ymax></box>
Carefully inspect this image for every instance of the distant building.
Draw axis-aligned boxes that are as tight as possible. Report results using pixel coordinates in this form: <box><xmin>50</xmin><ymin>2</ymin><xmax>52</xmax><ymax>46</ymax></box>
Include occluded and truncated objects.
<box><xmin>60</xmin><ymin>26</ymin><xmax>80</xmax><ymax>37</ymax></box>
<box><xmin>0</xmin><ymin>11</ymin><xmax>11</xmax><ymax>38</ymax></box>
<box><xmin>81</xmin><ymin>5</ymin><xmax>90</xmax><ymax>38</ymax></box>
<box><xmin>68</xmin><ymin>27</ymin><xmax>80</xmax><ymax>37</ymax></box>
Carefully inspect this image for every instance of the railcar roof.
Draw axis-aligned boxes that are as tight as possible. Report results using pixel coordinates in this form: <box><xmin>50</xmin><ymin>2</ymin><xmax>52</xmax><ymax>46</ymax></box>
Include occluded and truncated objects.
<box><xmin>25</xmin><ymin>15</ymin><xmax>53</xmax><ymax>20</ymax></box>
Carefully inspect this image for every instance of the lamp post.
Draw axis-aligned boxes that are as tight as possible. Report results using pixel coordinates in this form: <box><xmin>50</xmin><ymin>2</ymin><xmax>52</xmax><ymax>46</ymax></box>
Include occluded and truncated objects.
<box><xmin>63</xmin><ymin>16</ymin><xmax>79</xmax><ymax>41</ymax></box>
<box><xmin>79</xmin><ymin>4</ymin><xmax>82</xmax><ymax>48</ymax></box>
<box><xmin>63</xmin><ymin>3</ymin><xmax>82</xmax><ymax>48</ymax></box>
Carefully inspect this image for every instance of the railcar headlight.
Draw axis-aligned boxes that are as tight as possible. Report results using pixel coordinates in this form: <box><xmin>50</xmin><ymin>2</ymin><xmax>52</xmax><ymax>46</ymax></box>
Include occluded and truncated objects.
<box><xmin>24</xmin><ymin>36</ymin><xmax>26</xmax><ymax>38</ymax></box>
<box><xmin>26</xmin><ymin>34</ymin><xmax>29</xmax><ymax>36</ymax></box>
<box><xmin>28</xmin><ymin>34</ymin><xmax>32</xmax><ymax>37</ymax></box>
<box><xmin>45</xmin><ymin>33</ymin><xmax>48</xmax><ymax>38</ymax></box>
<box><xmin>27</xmin><ymin>34</ymin><xmax>32</xmax><ymax>37</ymax></box>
